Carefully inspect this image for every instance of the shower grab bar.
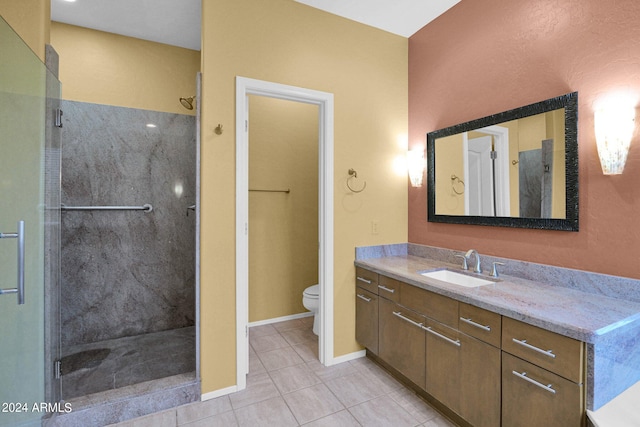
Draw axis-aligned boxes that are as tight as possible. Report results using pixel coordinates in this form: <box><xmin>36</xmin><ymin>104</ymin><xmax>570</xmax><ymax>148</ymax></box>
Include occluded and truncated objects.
<box><xmin>61</xmin><ymin>203</ymin><xmax>153</xmax><ymax>212</ymax></box>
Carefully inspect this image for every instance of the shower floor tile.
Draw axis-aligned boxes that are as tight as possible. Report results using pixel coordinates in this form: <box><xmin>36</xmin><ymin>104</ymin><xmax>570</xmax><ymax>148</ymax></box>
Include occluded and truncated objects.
<box><xmin>62</xmin><ymin>326</ymin><xmax>195</xmax><ymax>399</ymax></box>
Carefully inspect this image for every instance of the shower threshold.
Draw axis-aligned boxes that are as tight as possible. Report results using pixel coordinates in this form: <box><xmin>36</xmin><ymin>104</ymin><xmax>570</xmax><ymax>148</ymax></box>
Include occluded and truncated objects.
<box><xmin>44</xmin><ymin>372</ymin><xmax>199</xmax><ymax>427</ymax></box>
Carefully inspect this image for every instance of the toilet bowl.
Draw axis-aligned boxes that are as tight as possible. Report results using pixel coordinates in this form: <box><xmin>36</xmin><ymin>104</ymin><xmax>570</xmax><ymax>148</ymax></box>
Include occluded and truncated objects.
<box><xmin>302</xmin><ymin>284</ymin><xmax>320</xmax><ymax>335</ymax></box>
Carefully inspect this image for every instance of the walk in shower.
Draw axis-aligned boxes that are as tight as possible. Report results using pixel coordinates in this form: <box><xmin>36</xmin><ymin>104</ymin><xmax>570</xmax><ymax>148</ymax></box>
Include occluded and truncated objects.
<box><xmin>1</xmin><ymin>13</ymin><xmax>200</xmax><ymax>426</ymax></box>
<box><xmin>59</xmin><ymin>100</ymin><xmax>197</xmax><ymax>400</ymax></box>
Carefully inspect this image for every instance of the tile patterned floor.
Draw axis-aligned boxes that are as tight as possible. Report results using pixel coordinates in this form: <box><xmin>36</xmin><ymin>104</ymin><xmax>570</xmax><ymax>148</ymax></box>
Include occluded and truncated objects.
<box><xmin>110</xmin><ymin>317</ymin><xmax>457</xmax><ymax>427</ymax></box>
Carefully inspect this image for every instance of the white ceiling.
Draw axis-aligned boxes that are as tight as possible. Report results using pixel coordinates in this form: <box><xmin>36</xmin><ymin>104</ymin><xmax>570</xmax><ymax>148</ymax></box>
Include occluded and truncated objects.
<box><xmin>50</xmin><ymin>0</ymin><xmax>460</xmax><ymax>51</ymax></box>
<box><xmin>50</xmin><ymin>0</ymin><xmax>202</xmax><ymax>51</ymax></box>
<box><xmin>295</xmin><ymin>0</ymin><xmax>460</xmax><ymax>38</ymax></box>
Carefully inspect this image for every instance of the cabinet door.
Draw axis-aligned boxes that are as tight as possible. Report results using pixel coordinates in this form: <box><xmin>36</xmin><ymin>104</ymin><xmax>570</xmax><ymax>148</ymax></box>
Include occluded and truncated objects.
<box><xmin>379</xmin><ymin>298</ymin><xmax>425</xmax><ymax>387</ymax></box>
<box><xmin>424</xmin><ymin>319</ymin><xmax>461</xmax><ymax>413</ymax></box>
<box><xmin>459</xmin><ymin>333</ymin><xmax>501</xmax><ymax>427</ymax></box>
<box><xmin>502</xmin><ymin>353</ymin><xmax>584</xmax><ymax>427</ymax></box>
<box><xmin>355</xmin><ymin>287</ymin><xmax>378</xmax><ymax>354</ymax></box>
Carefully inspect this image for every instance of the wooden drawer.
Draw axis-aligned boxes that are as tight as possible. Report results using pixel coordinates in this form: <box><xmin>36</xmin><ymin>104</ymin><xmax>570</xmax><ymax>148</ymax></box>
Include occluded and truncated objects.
<box><xmin>400</xmin><ymin>282</ymin><xmax>459</xmax><ymax>328</ymax></box>
<box><xmin>355</xmin><ymin>267</ymin><xmax>378</xmax><ymax>294</ymax></box>
<box><xmin>502</xmin><ymin>352</ymin><xmax>584</xmax><ymax>427</ymax></box>
<box><xmin>378</xmin><ymin>275</ymin><xmax>401</xmax><ymax>302</ymax></box>
<box><xmin>502</xmin><ymin>317</ymin><xmax>584</xmax><ymax>383</ymax></box>
<box><xmin>459</xmin><ymin>302</ymin><xmax>501</xmax><ymax>348</ymax></box>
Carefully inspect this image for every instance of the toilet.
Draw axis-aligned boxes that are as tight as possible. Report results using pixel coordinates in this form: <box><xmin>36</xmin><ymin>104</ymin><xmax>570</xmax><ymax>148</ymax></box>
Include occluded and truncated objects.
<box><xmin>302</xmin><ymin>284</ymin><xmax>320</xmax><ymax>335</ymax></box>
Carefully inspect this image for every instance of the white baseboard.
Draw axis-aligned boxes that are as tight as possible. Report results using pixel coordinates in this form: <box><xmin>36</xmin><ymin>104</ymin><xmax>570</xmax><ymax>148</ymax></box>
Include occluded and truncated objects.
<box><xmin>248</xmin><ymin>311</ymin><xmax>313</xmax><ymax>328</ymax></box>
<box><xmin>331</xmin><ymin>349</ymin><xmax>366</xmax><ymax>365</ymax></box>
<box><xmin>201</xmin><ymin>385</ymin><xmax>238</xmax><ymax>401</ymax></box>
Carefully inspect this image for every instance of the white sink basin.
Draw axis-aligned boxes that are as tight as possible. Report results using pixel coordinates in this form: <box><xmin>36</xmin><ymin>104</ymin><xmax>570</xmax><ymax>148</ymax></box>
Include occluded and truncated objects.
<box><xmin>420</xmin><ymin>269</ymin><xmax>495</xmax><ymax>288</ymax></box>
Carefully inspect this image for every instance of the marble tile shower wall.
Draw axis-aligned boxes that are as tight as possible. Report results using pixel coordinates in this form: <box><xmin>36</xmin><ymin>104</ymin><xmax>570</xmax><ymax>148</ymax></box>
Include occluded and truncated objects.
<box><xmin>60</xmin><ymin>100</ymin><xmax>196</xmax><ymax>347</ymax></box>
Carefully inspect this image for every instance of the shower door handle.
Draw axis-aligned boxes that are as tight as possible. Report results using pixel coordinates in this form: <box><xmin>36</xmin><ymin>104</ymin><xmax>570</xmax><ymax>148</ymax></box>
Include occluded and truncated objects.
<box><xmin>0</xmin><ymin>220</ymin><xmax>25</xmax><ymax>305</ymax></box>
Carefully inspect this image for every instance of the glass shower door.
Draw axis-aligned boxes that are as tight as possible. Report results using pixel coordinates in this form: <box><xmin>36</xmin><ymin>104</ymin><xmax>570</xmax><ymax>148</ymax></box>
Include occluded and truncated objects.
<box><xmin>0</xmin><ymin>16</ymin><xmax>48</xmax><ymax>427</ymax></box>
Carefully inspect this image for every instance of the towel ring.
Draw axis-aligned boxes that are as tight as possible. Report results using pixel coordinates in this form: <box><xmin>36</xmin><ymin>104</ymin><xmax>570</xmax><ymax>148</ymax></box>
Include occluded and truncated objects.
<box><xmin>451</xmin><ymin>174</ymin><xmax>465</xmax><ymax>195</ymax></box>
<box><xmin>347</xmin><ymin>168</ymin><xmax>366</xmax><ymax>193</ymax></box>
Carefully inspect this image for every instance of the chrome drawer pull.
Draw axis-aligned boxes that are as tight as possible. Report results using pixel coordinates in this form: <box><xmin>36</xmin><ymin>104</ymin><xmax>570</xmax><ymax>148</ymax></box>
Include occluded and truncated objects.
<box><xmin>378</xmin><ymin>285</ymin><xmax>395</xmax><ymax>294</ymax></box>
<box><xmin>357</xmin><ymin>294</ymin><xmax>372</xmax><ymax>303</ymax></box>
<box><xmin>356</xmin><ymin>276</ymin><xmax>372</xmax><ymax>284</ymax></box>
<box><xmin>423</xmin><ymin>326</ymin><xmax>461</xmax><ymax>347</ymax></box>
<box><xmin>460</xmin><ymin>317</ymin><xmax>491</xmax><ymax>332</ymax></box>
<box><xmin>512</xmin><ymin>371</ymin><xmax>556</xmax><ymax>394</ymax></box>
<box><xmin>512</xmin><ymin>338</ymin><xmax>556</xmax><ymax>358</ymax></box>
<box><xmin>393</xmin><ymin>311</ymin><xmax>423</xmax><ymax>329</ymax></box>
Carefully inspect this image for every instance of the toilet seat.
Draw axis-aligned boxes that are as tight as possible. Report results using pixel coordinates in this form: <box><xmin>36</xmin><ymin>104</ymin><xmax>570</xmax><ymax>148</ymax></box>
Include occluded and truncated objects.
<box><xmin>303</xmin><ymin>284</ymin><xmax>319</xmax><ymax>298</ymax></box>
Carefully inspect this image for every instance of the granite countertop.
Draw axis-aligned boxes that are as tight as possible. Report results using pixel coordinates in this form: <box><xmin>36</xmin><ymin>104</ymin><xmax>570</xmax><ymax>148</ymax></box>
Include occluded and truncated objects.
<box><xmin>355</xmin><ymin>255</ymin><xmax>640</xmax><ymax>344</ymax></box>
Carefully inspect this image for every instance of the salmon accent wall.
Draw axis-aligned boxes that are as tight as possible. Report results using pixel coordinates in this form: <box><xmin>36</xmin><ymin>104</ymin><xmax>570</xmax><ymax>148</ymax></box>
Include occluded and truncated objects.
<box><xmin>409</xmin><ymin>0</ymin><xmax>640</xmax><ymax>279</ymax></box>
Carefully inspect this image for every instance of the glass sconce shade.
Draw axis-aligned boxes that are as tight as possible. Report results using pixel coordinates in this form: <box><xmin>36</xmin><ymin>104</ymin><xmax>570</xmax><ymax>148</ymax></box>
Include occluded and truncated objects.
<box><xmin>595</xmin><ymin>105</ymin><xmax>636</xmax><ymax>175</ymax></box>
<box><xmin>407</xmin><ymin>149</ymin><xmax>425</xmax><ymax>187</ymax></box>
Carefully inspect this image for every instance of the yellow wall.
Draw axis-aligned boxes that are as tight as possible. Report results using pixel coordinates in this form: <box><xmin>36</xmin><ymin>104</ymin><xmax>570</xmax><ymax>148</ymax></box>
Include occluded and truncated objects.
<box><xmin>518</xmin><ymin>114</ymin><xmax>547</xmax><ymax>152</ymax></box>
<box><xmin>248</xmin><ymin>95</ymin><xmax>319</xmax><ymax>322</ymax></box>
<box><xmin>50</xmin><ymin>22</ymin><xmax>200</xmax><ymax>114</ymax></box>
<box><xmin>0</xmin><ymin>0</ymin><xmax>49</xmax><ymax>60</ymax></box>
<box><xmin>200</xmin><ymin>0</ymin><xmax>408</xmax><ymax>393</ymax></box>
<box><xmin>434</xmin><ymin>134</ymin><xmax>465</xmax><ymax>215</ymax></box>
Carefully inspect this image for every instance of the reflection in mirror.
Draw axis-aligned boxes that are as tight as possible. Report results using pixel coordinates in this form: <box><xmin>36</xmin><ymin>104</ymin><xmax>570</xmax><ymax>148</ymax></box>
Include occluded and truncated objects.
<box><xmin>427</xmin><ymin>92</ymin><xmax>578</xmax><ymax>231</ymax></box>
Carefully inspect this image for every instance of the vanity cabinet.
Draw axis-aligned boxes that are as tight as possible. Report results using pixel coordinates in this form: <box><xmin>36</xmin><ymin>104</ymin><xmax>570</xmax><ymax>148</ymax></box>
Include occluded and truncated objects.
<box><xmin>354</xmin><ymin>266</ymin><xmax>584</xmax><ymax>427</ymax></box>
<box><xmin>501</xmin><ymin>317</ymin><xmax>585</xmax><ymax>427</ymax></box>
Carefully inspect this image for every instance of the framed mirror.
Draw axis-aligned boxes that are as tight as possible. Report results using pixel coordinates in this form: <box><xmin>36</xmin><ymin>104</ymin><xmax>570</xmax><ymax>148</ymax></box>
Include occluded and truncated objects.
<box><xmin>427</xmin><ymin>92</ymin><xmax>578</xmax><ymax>231</ymax></box>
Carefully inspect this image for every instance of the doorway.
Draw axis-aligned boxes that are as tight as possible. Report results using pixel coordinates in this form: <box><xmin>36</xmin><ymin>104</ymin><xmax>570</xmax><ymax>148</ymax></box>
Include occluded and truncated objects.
<box><xmin>235</xmin><ymin>77</ymin><xmax>334</xmax><ymax>391</ymax></box>
<box><xmin>463</xmin><ymin>125</ymin><xmax>511</xmax><ymax>217</ymax></box>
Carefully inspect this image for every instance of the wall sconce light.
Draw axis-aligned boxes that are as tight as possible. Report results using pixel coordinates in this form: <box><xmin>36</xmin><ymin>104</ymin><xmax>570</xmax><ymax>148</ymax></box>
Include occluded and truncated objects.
<box><xmin>407</xmin><ymin>149</ymin><xmax>426</xmax><ymax>187</ymax></box>
<box><xmin>594</xmin><ymin>97</ymin><xmax>636</xmax><ymax>175</ymax></box>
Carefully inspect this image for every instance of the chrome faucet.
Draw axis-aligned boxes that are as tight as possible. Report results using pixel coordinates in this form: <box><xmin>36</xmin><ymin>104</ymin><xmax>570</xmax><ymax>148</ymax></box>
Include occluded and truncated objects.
<box><xmin>465</xmin><ymin>249</ymin><xmax>482</xmax><ymax>274</ymax></box>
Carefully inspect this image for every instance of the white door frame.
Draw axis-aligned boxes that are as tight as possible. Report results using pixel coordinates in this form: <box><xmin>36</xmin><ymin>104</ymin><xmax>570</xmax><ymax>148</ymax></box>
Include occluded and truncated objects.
<box><xmin>462</xmin><ymin>125</ymin><xmax>510</xmax><ymax>216</ymax></box>
<box><xmin>235</xmin><ymin>77</ymin><xmax>335</xmax><ymax>390</ymax></box>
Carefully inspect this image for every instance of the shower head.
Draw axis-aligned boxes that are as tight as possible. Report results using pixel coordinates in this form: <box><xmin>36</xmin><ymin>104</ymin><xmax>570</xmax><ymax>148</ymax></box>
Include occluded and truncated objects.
<box><xmin>180</xmin><ymin>96</ymin><xmax>196</xmax><ymax>110</ymax></box>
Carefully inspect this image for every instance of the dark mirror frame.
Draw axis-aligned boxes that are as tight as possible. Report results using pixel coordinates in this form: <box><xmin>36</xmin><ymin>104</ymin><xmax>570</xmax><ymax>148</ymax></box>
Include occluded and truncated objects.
<box><xmin>427</xmin><ymin>92</ymin><xmax>578</xmax><ymax>231</ymax></box>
